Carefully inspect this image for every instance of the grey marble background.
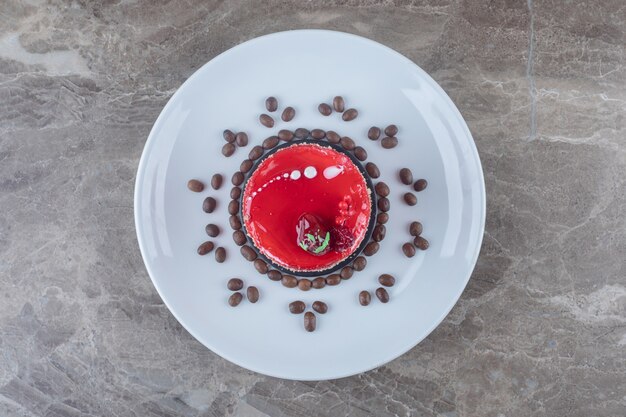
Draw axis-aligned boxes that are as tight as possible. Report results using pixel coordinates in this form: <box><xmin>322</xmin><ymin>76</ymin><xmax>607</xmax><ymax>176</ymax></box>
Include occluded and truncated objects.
<box><xmin>1</xmin><ymin>1</ymin><xmax>624</xmax><ymax>416</ymax></box>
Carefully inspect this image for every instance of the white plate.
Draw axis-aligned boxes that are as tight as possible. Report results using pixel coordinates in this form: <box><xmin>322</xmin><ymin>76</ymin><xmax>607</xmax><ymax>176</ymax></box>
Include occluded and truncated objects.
<box><xmin>134</xmin><ymin>30</ymin><xmax>485</xmax><ymax>381</ymax></box>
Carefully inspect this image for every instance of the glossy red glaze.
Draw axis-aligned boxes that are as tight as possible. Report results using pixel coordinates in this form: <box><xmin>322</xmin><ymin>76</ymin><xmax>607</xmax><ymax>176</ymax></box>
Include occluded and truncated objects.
<box><xmin>242</xmin><ymin>143</ymin><xmax>372</xmax><ymax>272</ymax></box>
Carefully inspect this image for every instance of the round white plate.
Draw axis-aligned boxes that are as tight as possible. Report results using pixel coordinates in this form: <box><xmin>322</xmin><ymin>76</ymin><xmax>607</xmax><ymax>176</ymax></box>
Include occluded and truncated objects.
<box><xmin>134</xmin><ymin>30</ymin><xmax>485</xmax><ymax>380</ymax></box>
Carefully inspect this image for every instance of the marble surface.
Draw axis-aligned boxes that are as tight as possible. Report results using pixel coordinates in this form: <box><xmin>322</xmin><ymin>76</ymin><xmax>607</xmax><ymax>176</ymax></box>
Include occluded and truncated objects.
<box><xmin>0</xmin><ymin>1</ymin><xmax>624</xmax><ymax>416</ymax></box>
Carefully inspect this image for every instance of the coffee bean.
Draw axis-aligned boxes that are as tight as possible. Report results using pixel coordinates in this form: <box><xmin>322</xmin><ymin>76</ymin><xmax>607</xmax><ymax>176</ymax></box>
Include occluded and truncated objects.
<box><xmin>340</xmin><ymin>136</ymin><xmax>355</xmax><ymax>150</ymax></box>
<box><xmin>311</xmin><ymin>129</ymin><xmax>326</xmax><ymax>140</ymax></box>
<box><xmin>202</xmin><ymin>197</ymin><xmax>216</xmax><ymax>213</ymax></box>
<box><xmin>340</xmin><ymin>266</ymin><xmax>353</xmax><ymax>279</ymax></box>
<box><xmin>333</xmin><ymin>96</ymin><xmax>345</xmax><ymax>112</ymax></box>
<box><xmin>402</xmin><ymin>243</ymin><xmax>416</xmax><ymax>258</ymax></box>
<box><xmin>342</xmin><ymin>108</ymin><xmax>358</xmax><ymax>121</ymax></box>
<box><xmin>267</xmin><ymin>270</ymin><xmax>282</xmax><ymax>281</ymax></box>
<box><xmin>197</xmin><ymin>241</ymin><xmax>214</xmax><ymax>255</ymax></box>
<box><xmin>378</xmin><ymin>274</ymin><xmax>395</xmax><ymax>287</ymax></box>
<box><xmin>368</xmin><ymin>126</ymin><xmax>381</xmax><ymax>141</ymax></box>
<box><xmin>240</xmin><ymin>245</ymin><xmax>257</xmax><ymax>261</ymax></box>
<box><xmin>364</xmin><ymin>241</ymin><xmax>380</xmax><ymax>256</ymax></box>
<box><xmin>404</xmin><ymin>192</ymin><xmax>417</xmax><ymax>206</ymax></box>
<box><xmin>399</xmin><ymin>168</ymin><xmax>413</xmax><ymax>185</ymax></box>
<box><xmin>240</xmin><ymin>159</ymin><xmax>253</xmax><ymax>173</ymax></box>
<box><xmin>352</xmin><ymin>256</ymin><xmax>367</xmax><ymax>271</ymax></box>
<box><xmin>230</xmin><ymin>187</ymin><xmax>241</xmax><ymax>199</ymax></box>
<box><xmin>381</xmin><ymin>136</ymin><xmax>398</xmax><ymax>149</ymax></box>
<box><xmin>235</xmin><ymin>132</ymin><xmax>248</xmax><ymax>147</ymax></box>
<box><xmin>247</xmin><ymin>286</ymin><xmax>259</xmax><ymax>303</ymax></box>
<box><xmin>231</xmin><ymin>172</ymin><xmax>244</xmax><ymax>186</ymax></box>
<box><xmin>228</xmin><ymin>200</ymin><xmax>239</xmax><ymax>215</ymax></box>
<box><xmin>312</xmin><ymin>301</ymin><xmax>328</xmax><ymax>314</ymax></box>
<box><xmin>414</xmin><ymin>179</ymin><xmax>428</xmax><ymax>191</ymax></box>
<box><xmin>377</xmin><ymin>197</ymin><xmax>390</xmax><ymax>212</ymax></box>
<box><xmin>187</xmin><ymin>179</ymin><xmax>204</xmax><ymax>192</ymax></box>
<box><xmin>318</xmin><ymin>103</ymin><xmax>332</xmax><ymax>116</ymax></box>
<box><xmin>209</xmin><ymin>175</ymin><xmax>222</xmax><ymax>191</ymax></box>
<box><xmin>377</xmin><ymin>212</ymin><xmax>389</xmax><ymax>224</ymax></box>
<box><xmin>409</xmin><ymin>221</ymin><xmax>423</xmax><ymax>236</ymax></box>
<box><xmin>265</xmin><ymin>96</ymin><xmax>278</xmax><ymax>112</ymax></box>
<box><xmin>205</xmin><ymin>224</ymin><xmax>219</xmax><ymax>237</ymax></box>
<box><xmin>232</xmin><ymin>230</ymin><xmax>246</xmax><ymax>246</ymax></box>
<box><xmin>326</xmin><ymin>130</ymin><xmax>340</xmax><ymax>143</ymax></box>
<box><xmin>384</xmin><ymin>124</ymin><xmax>398</xmax><ymax>137</ymax></box>
<box><xmin>365</xmin><ymin>162</ymin><xmax>380</xmax><ymax>178</ymax></box>
<box><xmin>259</xmin><ymin>114</ymin><xmax>274</xmax><ymax>128</ymax></box>
<box><xmin>215</xmin><ymin>247</ymin><xmax>226</xmax><ymax>263</ymax></box>
<box><xmin>375</xmin><ymin>287</ymin><xmax>390</xmax><ymax>303</ymax></box>
<box><xmin>254</xmin><ymin>259</ymin><xmax>268</xmax><ymax>274</ymax></box>
<box><xmin>353</xmin><ymin>146</ymin><xmax>367</xmax><ymax>161</ymax></box>
<box><xmin>281</xmin><ymin>275</ymin><xmax>298</xmax><ymax>288</ymax></box>
<box><xmin>278</xmin><ymin>129</ymin><xmax>294</xmax><ymax>141</ymax></box>
<box><xmin>249</xmin><ymin>145</ymin><xmax>264</xmax><ymax>160</ymax></box>
<box><xmin>294</xmin><ymin>128</ymin><xmax>309</xmax><ymax>139</ymax></box>
<box><xmin>289</xmin><ymin>301</ymin><xmax>305</xmax><ymax>314</ymax></box>
<box><xmin>228</xmin><ymin>292</ymin><xmax>243</xmax><ymax>307</ymax></box>
<box><xmin>304</xmin><ymin>311</ymin><xmax>316</xmax><ymax>332</ymax></box>
<box><xmin>222</xmin><ymin>143</ymin><xmax>236</xmax><ymax>157</ymax></box>
<box><xmin>359</xmin><ymin>290</ymin><xmax>371</xmax><ymax>306</ymax></box>
<box><xmin>372</xmin><ymin>224</ymin><xmax>386</xmax><ymax>242</ymax></box>
<box><xmin>414</xmin><ymin>236</ymin><xmax>429</xmax><ymax>250</ymax></box>
<box><xmin>229</xmin><ymin>215</ymin><xmax>242</xmax><ymax>230</ymax></box>
<box><xmin>375</xmin><ymin>182</ymin><xmax>389</xmax><ymax>197</ymax></box>
<box><xmin>312</xmin><ymin>277</ymin><xmax>326</xmax><ymax>289</ymax></box>
<box><xmin>325</xmin><ymin>274</ymin><xmax>341</xmax><ymax>286</ymax></box>
<box><xmin>298</xmin><ymin>279</ymin><xmax>312</xmax><ymax>291</ymax></box>
<box><xmin>223</xmin><ymin>129</ymin><xmax>236</xmax><ymax>143</ymax></box>
<box><xmin>281</xmin><ymin>106</ymin><xmax>295</xmax><ymax>122</ymax></box>
<box><xmin>227</xmin><ymin>278</ymin><xmax>243</xmax><ymax>291</ymax></box>
<box><xmin>262</xmin><ymin>136</ymin><xmax>279</xmax><ymax>149</ymax></box>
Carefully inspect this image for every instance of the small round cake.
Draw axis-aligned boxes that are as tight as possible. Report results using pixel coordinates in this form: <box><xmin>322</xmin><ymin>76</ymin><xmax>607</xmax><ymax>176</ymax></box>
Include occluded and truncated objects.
<box><xmin>241</xmin><ymin>141</ymin><xmax>375</xmax><ymax>275</ymax></box>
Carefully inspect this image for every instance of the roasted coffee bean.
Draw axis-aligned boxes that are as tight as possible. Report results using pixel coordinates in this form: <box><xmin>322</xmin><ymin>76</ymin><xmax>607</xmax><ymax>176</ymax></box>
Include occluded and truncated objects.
<box><xmin>375</xmin><ymin>182</ymin><xmax>390</xmax><ymax>197</ymax></box>
<box><xmin>289</xmin><ymin>300</ymin><xmax>305</xmax><ymax>314</ymax></box>
<box><xmin>414</xmin><ymin>236</ymin><xmax>430</xmax><ymax>250</ymax></box>
<box><xmin>267</xmin><ymin>270</ymin><xmax>282</xmax><ymax>281</ymax></box>
<box><xmin>340</xmin><ymin>266</ymin><xmax>353</xmax><ymax>279</ymax></box>
<box><xmin>281</xmin><ymin>106</ymin><xmax>295</xmax><ymax>122</ymax></box>
<box><xmin>409</xmin><ymin>221</ymin><xmax>423</xmax><ymax>236</ymax></box>
<box><xmin>240</xmin><ymin>245</ymin><xmax>257</xmax><ymax>261</ymax></box>
<box><xmin>229</xmin><ymin>215</ymin><xmax>242</xmax><ymax>230</ymax></box>
<box><xmin>223</xmin><ymin>129</ymin><xmax>236</xmax><ymax>143</ymax></box>
<box><xmin>340</xmin><ymin>136</ymin><xmax>355</xmax><ymax>150</ymax></box>
<box><xmin>262</xmin><ymin>136</ymin><xmax>280</xmax><ymax>149</ymax></box>
<box><xmin>265</xmin><ymin>96</ymin><xmax>278</xmax><ymax>112</ymax></box>
<box><xmin>414</xmin><ymin>179</ymin><xmax>428</xmax><ymax>191</ymax></box>
<box><xmin>249</xmin><ymin>145</ymin><xmax>264</xmax><ymax>160</ymax></box>
<box><xmin>365</xmin><ymin>162</ymin><xmax>380</xmax><ymax>178</ymax></box>
<box><xmin>247</xmin><ymin>286</ymin><xmax>259</xmax><ymax>303</ymax></box>
<box><xmin>404</xmin><ymin>192</ymin><xmax>417</xmax><ymax>206</ymax></box>
<box><xmin>325</xmin><ymin>274</ymin><xmax>341</xmax><ymax>286</ymax></box>
<box><xmin>384</xmin><ymin>124</ymin><xmax>398</xmax><ymax>137</ymax></box>
<box><xmin>377</xmin><ymin>197</ymin><xmax>390</xmax><ymax>212</ymax></box>
<box><xmin>304</xmin><ymin>311</ymin><xmax>316</xmax><ymax>332</ymax></box>
<box><xmin>312</xmin><ymin>301</ymin><xmax>328</xmax><ymax>314</ymax></box>
<box><xmin>254</xmin><ymin>259</ymin><xmax>268</xmax><ymax>274</ymax></box>
<box><xmin>215</xmin><ymin>247</ymin><xmax>226</xmax><ymax>263</ymax></box>
<box><xmin>377</xmin><ymin>212</ymin><xmax>389</xmax><ymax>224</ymax></box>
<box><xmin>222</xmin><ymin>143</ymin><xmax>236</xmax><ymax>157</ymax></box>
<box><xmin>281</xmin><ymin>275</ymin><xmax>298</xmax><ymax>288</ymax></box>
<box><xmin>235</xmin><ymin>132</ymin><xmax>248</xmax><ymax>147</ymax></box>
<box><xmin>399</xmin><ymin>168</ymin><xmax>413</xmax><ymax>185</ymax></box>
<box><xmin>259</xmin><ymin>114</ymin><xmax>274</xmax><ymax>128</ymax></box>
<box><xmin>240</xmin><ymin>159</ymin><xmax>253</xmax><ymax>173</ymax></box>
<box><xmin>372</xmin><ymin>224</ymin><xmax>386</xmax><ymax>242</ymax></box>
<box><xmin>298</xmin><ymin>279</ymin><xmax>312</xmax><ymax>291</ymax></box>
<box><xmin>364</xmin><ymin>241</ymin><xmax>380</xmax><ymax>256</ymax></box>
<box><xmin>230</xmin><ymin>186</ymin><xmax>241</xmax><ymax>199</ymax></box>
<box><xmin>312</xmin><ymin>277</ymin><xmax>326</xmax><ymax>289</ymax></box>
<box><xmin>187</xmin><ymin>179</ymin><xmax>204</xmax><ymax>192</ymax></box>
<box><xmin>197</xmin><ymin>241</ymin><xmax>214</xmax><ymax>255</ymax></box>
<box><xmin>353</xmin><ymin>146</ymin><xmax>367</xmax><ymax>161</ymax></box>
<box><xmin>232</xmin><ymin>230</ymin><xmax>246</xmax><ymax>246</ymax></box>
<box><xmin>202</xmin><ymin>197</ymin><xmax>216</xmax><ymax>213</ymax></box>
<box><xmin>402</xmin><ymin>242</ymin><xmax>416</xmax><ymax>258</ymax></box>
<box><xmin>205</xmin><ymin>224</ymin><xmax>219</xmax><ymax>237</ymax></box>
<box><xmin>311</xmin><ymin>129</ymin><xmax>326</xmax><ymax>140</ymax></box>
<box><xmin>381</xmin><ymin>136</ymin><xmax>398</xmax><ymax>149</ymax></box>
<box><xmin>228</xmin><ymin>292</ymin><xmax>243</xmax><ymax>307</ymax></box>
<box><xmin>294</xmin><ymin>128</ymin><xmax>309</xmax><ymax>139</ymax></box>
<box><xmin>228</xmin><ymin>200</ymin><xmax>239</xmax><ymax>215</ymax></box>
<box><xmin>333</xmin><ymin>96</ymin><xmax>345</xmax><ymax>112</ymax></box>
<box><xmin>278</xmin><ymin>129</ymin><xmax>294</xmax><ymax>141</ymax></box>
<box><xmin>359</xmin><ymin>291</ymin><xmax>371</xmax><ymax>306</ymax></box>
<box><xmin>375</xmin><ymin>287</ymin><xmax>390</xmax><ymax>303</ymax></box>
<box><xmin>368</xmin><ymin>126</ymin><xmax>381</xmax><ymax>141</ymax></box>
<box><xmin>326</xmin><ymin>130</ymin><xmax>340</xmax><ymax>143</ymax></box>
<box><xmin>232</xmin><ymin>171</ymin><xmax>244</xmax><ymax>186</ymax></box>
<box><xmin>342</xmin><ymin>108</ymin><xmax>358</xmax><ymax>121</ymax></box>
<box><xmin>227</xmin><ymin>278</ymin><xmax>243</xmax><ymax>291</ymax></box>
<box><xmin>318</xmin><ymin>103</ymin><xmax>332</xmax><ymax>116</ymax></box>
<box><xmin>378</xmin><ymin>274</ymin><xmax>395</xmax><ymax>287</ymax></box>
<box><xmin>352</xmin><ymin>256</ymin><xmax>367</xmax><ymax>271</ymax></box>
<box><xmin>210</xmin><ymin>174</ymin><xmax>222</xmax><ymax>190</ymax></box>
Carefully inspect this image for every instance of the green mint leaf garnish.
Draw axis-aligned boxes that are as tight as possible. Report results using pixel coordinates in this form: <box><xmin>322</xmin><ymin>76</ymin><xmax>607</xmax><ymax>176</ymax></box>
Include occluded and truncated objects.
<box><xmin>298</xmin><ymin>241</ymin><xmax>308</xmax><ymax>251</ymax></box>
<box><xmin>306</xmin><ymin>233</ymin><xmax>315</xmax><ymax>242</ymax></box>
<box><xmin>313</xmin><ymin>232</ymin><xmax>330</xmax><ymax>253</ymax></box>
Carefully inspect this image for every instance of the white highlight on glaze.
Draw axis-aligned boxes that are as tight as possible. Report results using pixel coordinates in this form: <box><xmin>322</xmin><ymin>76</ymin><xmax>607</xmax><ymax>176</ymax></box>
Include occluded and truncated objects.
<box><xmin>323</xmin><ymin>165</ymin><xmax>344</xmax><ymax>180</ymax></box>
<box><xmin>283</xmin><ymin>173</ymin><xmax>289</xmax><ymax>178</ymax></box>
<box><xmin>290</xmin><ymin>170</ymin><xmax>301</xmax><ymax>180</ymax></box>
<box><xmin>304</xmin><ymin>166</ymin><xmax>317</xmax><ymax>179</ymax></box>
